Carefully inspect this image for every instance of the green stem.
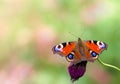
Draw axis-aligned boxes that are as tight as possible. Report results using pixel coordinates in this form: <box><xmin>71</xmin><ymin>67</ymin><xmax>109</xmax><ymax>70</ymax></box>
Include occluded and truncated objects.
<box><xmin>97</xmin><ymin>58</ymin><xmax>120</xmax><ymax>72</ymax></box>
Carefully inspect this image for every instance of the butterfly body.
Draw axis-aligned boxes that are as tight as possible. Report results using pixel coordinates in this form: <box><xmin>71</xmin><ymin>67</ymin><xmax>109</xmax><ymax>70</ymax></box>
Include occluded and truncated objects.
<box><xmin>52</xmin><ymin>38</ymin><xmax>107</xmax><ymax>82</ymax></box>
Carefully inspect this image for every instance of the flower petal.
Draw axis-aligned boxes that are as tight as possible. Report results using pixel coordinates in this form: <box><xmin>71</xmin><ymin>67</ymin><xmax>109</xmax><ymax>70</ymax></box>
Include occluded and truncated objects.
<box><xmin>68</xmin><ymin>61</ymin><xmax>87</xmax><ymax>82</ymax></box>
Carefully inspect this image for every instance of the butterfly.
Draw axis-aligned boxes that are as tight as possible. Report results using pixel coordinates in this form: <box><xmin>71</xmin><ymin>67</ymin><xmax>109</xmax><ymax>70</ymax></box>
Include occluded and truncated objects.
<box><xmin>52</xmin><ymin>38</ymin><xmax>107</xmax><ymax>82</ymax></box>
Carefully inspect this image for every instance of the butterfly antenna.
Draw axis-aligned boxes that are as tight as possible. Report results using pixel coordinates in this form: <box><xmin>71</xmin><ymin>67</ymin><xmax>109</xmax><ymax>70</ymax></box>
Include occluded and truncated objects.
<box><xmin>80</xmin><ymin>28</ymin><xmax>86</xmax><ymax>38</ymax></box>
<box><xmin>68</xmin><ymin>32</ymin><xmax>79</xmax><ymax>39</ymax></box>
<box><xmin>68</xmin><ymin>28</ymin><xmax>87</xmax><ymax>39</ymax></box>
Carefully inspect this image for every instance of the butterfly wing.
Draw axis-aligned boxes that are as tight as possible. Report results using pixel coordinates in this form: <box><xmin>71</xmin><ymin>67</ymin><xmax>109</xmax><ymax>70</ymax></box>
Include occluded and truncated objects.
<box><xmin>84</xmin><ymin>40</ymin><xmax>107</xmax><ymax>61</ymax></box>
<box><xmin>52</xmin><ymin>42</ymin><xmax>76</xmax><ymax>56</ymax></box>
<box><xmin>85</xmin><ymin>40</ymin><xmax>107</xmax><ymax>54</ymax></box>
<box><xmin>52</xmin><ymin>39</ymin><xmax>107</xmax><ymax>62</ymax></box>
<box><xmin>52</xmin><ymin>41</ymin><xmax>83</xmax><ymax>63</ymax></box>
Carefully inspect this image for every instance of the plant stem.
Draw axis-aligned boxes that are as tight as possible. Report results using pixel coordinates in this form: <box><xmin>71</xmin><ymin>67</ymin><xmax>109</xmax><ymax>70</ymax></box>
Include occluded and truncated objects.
<box><xmin>97</xmin><ymin>58</ymin><xmax>120</xmax><ymax>72</ymax></box>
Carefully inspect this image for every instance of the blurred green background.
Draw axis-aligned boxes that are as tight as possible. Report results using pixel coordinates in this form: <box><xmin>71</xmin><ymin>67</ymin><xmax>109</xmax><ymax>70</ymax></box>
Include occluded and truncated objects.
<box><xmin>0</xmin><ymin>0</ymin><xmax>120</xmax><ymax>84</ymax></box>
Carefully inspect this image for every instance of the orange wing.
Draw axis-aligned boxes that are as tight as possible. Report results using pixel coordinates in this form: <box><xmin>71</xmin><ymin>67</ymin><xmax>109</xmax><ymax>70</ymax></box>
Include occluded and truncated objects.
<box><xmin>85</xmin><ymin>40</ymin><xmax>107</xmax><ymax>54</ymax></box>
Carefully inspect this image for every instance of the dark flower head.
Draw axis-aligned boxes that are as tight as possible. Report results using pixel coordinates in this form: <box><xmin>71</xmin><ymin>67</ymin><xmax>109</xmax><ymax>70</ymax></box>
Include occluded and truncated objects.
<box><xmin>68</xmin><ymin>61</ymin><xmax>87</xmax><ymax>82</ymax></box>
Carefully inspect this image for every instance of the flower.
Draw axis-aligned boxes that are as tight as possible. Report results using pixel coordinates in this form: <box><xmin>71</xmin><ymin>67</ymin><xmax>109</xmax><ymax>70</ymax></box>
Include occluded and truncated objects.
<box><xmin>68</xmin><ymin>61</ymin><xmax>87</xmax><ymax>82</ymax></box>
